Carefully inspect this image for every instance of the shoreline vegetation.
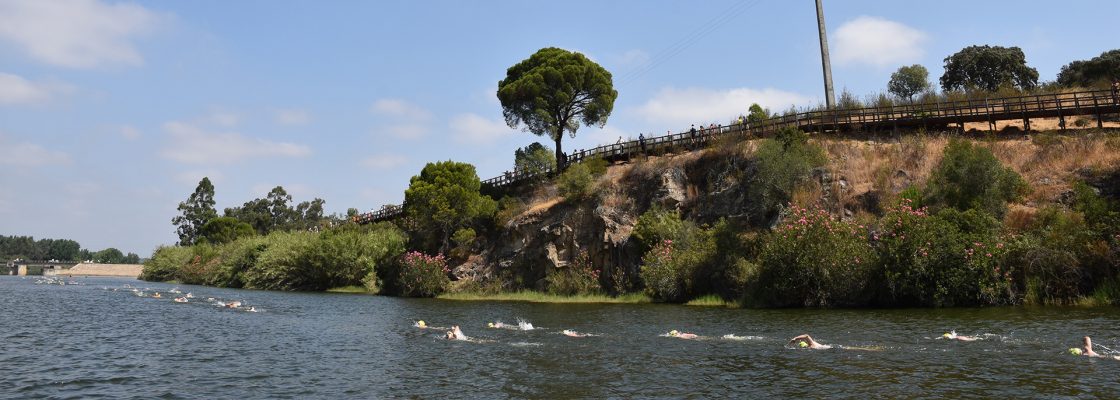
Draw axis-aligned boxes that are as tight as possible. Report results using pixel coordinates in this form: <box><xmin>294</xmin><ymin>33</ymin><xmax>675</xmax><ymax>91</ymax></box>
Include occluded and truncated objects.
<box><xmin>145</xmin><ymin>45</ymin><xmax>1120</xmax><ymax>308</ymax></box>
<box><xmin>144</xmin><ymin>130</ymin><xmax>1120</xmax><ymax>308</ymax></box>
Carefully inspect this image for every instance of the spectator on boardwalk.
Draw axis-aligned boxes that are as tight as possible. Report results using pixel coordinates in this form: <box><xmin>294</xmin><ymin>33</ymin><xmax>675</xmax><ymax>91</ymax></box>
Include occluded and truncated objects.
<box><xmin>639</xmin><ymin>133</ymin><xmax>647</xmax><ymax>154</ymax></box>
<box><xmin>1112</xmin><ymin>80</ymin><xmax>1119</xmax><ymax>104</ymax></box>
<box><xmin>689</xmin><ymin>124</ymin><xmax>698</xmax><ymax>149</ymax></box>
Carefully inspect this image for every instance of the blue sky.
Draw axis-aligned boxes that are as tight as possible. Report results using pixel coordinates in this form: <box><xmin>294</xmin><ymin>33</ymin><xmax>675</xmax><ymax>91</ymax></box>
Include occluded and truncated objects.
<box><xmin>1</xmin><ymin>0</ymin><xmax>1117</xmax><ymax>255</ymax></box>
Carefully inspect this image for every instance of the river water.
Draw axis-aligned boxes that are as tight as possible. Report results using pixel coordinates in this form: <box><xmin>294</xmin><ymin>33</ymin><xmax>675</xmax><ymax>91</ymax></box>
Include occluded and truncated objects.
<box><xmin>2</xmin><ymin>276</ymin><xmax>1119</xmax><ymax>399</ymax></box>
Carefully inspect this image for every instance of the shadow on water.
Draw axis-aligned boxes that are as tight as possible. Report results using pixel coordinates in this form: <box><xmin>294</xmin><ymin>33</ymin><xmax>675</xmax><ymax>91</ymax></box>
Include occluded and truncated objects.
<box><xmin>2</xmin><ymin>276</ymin><xmax>1119</xmax><ymax>398</ymax></box>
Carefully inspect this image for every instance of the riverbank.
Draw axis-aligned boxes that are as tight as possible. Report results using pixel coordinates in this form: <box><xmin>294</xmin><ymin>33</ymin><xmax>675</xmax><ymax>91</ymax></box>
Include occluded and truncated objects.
<box><xmin>53</xmin><ymin>263</ymin><xmax>143</xmax><ymax>278</ymax></box>
<box><xmin>438</xmin><ymin>290</ymin><xmax>650</xmax><ymax>304</ymax></box>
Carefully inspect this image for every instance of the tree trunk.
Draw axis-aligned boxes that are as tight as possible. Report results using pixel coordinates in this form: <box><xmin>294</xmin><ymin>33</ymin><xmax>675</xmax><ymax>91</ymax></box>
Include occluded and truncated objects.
<box><xmin>554</xmin><ymin>129</ymin><xmax>565</xmax><ymax>172</ymax></box>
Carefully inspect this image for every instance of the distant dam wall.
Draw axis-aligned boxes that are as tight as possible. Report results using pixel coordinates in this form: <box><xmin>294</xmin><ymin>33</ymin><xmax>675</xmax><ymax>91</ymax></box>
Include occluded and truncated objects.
<box><xmin>51</xmin><ymin>263</ymin><xmax>143</xmax><ymax>278</ymax></box>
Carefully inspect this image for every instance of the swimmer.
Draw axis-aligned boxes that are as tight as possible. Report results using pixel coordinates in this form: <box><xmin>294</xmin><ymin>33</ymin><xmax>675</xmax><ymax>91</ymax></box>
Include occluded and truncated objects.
<box><xmin>173</xmin><ymin>297</ymin><xmax>188</xmax><ymax>303</ymax></box>
<box><xmin>517</xmin><ymin>319</ymin><xmax>535</xmax><ymax>331</ymax></box>
<box><xmin>1071</xmin><ymin>336</ymin><xmax>1120</xmax><ymax>360</ymax></box>
<box><xmin>246</xmin><ymin>307</ymin><xmax>259</xmax><ymax>313</ymax></box>
<box><xmin>788</xmin><ymin>334</ymin><xmax>831</xmax><ymax>349</ymax></box>
<box><xmin>445</xmin><ymin>325</ymin><xmax>468</xmax><ymax>341</ymax></box>
<box><xmin>152</xmin><ymin>292</ymin><xmax>162</xmax><ymax>299</ymax></box>
<box><xmin>415</xmin><ymin>320</ymin><xmax>428</xmax><ymax>329</ymax></box>
<box><xmin>185</xmin><ymin>293</ymin><xmax>194</xmax><ymax>299</ymax></box>
<box><xmin>667</xmin><ymin>330</ymin><xmax>698</xmax><ymax>339</ymax></box>
<box><xmin>563</xmin><ymin>329</ymin><xmax>588</xmax><ymax>338</ymax></box>
<box><xmin>488</xmin><ymin>321</ymin><xmax>515</xmax><ymax>330</ymax></box>
<box><xmin>941</xmin><ymin>331</ymin><xmax>979</xmax><ymax>341</ymax></box>
<box><xmin>225</xmin><ymin>301</ymin><xmax>241</xmax><ymax>309</ymax></box>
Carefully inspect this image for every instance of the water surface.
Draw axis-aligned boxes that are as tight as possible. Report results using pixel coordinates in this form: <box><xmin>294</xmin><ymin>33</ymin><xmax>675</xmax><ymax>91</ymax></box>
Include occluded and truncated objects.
<box><xmin>2</xmin><ymin>276</ymin><xmax>1118</xmax><ymax>399</ymax></box>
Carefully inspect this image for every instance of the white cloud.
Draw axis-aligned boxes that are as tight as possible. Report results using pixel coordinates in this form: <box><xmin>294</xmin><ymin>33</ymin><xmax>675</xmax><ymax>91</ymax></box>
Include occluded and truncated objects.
<box><xmin>614</xmin><ymin>49</ymin><xmax>650</xmax><ymax>67</ymax></box>
<box><xmin>206</xmin><ymin>111</ymin><xmax>239</xmax><ymax>127</ymax></box>
<box><xmin>160</xmin><ymin>121</ymin><xmax>311</xmax><ymax>165</ymax></box>
<box><xmin>0</xmin><ymin>72</ymin><xmax>56</xmax><ymax>105</ymax></box>
<box><xmin>371</xmin><ymin>99</ymin><xmax>432</xmax><ymax>120</ymax></box>
<box><xmin>382</xmin><ymin>124</ymin><xmax>429</xmax><ymax>140</ymax></box>
<box><xmin>0</xmin><ymin>0</ymin><xmax>160</xmax><ymax>68</ymax></box>
<box><xmin>449</xmin><ymin>113</ymin><xmax>515</xmax><ymax>143</ymax></box>
<box><xmin>833</xmin><ymin>16</ymin><xmax>927</xmax><ymax>67</ymax></box>
<box><xmin>119</xmin><ymin>125</ymin><xmax>141</xmax><ymax>140</ymax></box>
<box><xmin>360</xmin><ymin>154</ymin><xmax>408</xmax><ymax>170</ymax></box>
<box><xmin>634</xmin><ymin>87</ymin><xmax>811</xmax><ymax>127</ymax></box>
<box><xmin>174</xmin><ymin>169</ymin><xmax>223</xmax><ymax>186</ymax></box>
<box><xmin>275</xmin><ymin>109</ymin><xmax>310</xmax><ymax>126</ymax></box>
<box><xmin>0</xmin><ymin>135</ymin><xmax>71</xmax><ymax>166</ymax></box>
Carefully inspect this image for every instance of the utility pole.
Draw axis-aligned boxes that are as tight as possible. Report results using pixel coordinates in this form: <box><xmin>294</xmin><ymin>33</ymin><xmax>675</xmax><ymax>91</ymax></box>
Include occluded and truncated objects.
<box><xmin>815</xmin><ymin>0</ymin><xmax>835</xmax><ymax>109</ymax></box>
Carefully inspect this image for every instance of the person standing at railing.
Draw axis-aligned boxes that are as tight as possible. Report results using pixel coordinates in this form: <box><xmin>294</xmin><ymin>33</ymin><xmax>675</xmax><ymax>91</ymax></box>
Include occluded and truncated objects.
<box><xmin>689</xmin><ymin>124</ymin><xmax>698</xmax><ymax>150</ymax></box>
<box><xmin>1112</xmin><ymin>80</ymin><xmax>1119</xmax><ymax>105</ymax></box>
<box><xmin>638</xmin><ymin>133</ymin><xmax>647</xmax><ymax>155</ymax></box>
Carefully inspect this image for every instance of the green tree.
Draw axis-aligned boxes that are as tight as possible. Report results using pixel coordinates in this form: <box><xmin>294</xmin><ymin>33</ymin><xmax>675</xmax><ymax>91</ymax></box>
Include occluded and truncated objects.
<box><xmin>1056</xmin><ymin>49</ymin><xmax>1120</xmax><ymax>88</ymax></box>
<box><xmin>513</xmin><ymin>142</ymin><xmax>556</xmax><ymax>178</ymax></box>
<box><xmin>403</xmin><ymin>161</ymin><xmax>497</xmax><ymax>253</ymax></box>
<box><xmin>198</xmin><ymin>216</ymin><xmax>256</xmax><ymax>244</ymax></box>
<box><xmin>746</xmin><ymin>103</ymin><xmax>770</xmax><ymax>124</ymax></box>
<box><xmin>46</xmin><ymin>239</ymin><xmax>81</xmax><ymax>261</ymax></box>
<box><xmin>924</xmin><ymin>139</ymin><xmax>1027</xmax><ymax>217</ymax></box>
<box><xmin>172</xmin><ymin>177</ymin><xmax>218</xmax><ymax>245</ymax></box>
<box><xmin>93</xmin><ymin>248</ymin><xmax>125</xmax><ymax>263</ymax></box>
<box><xmin>123</xmin><ymin>252</ymin><xmax>141</xmax><ymax>264</ymax></box>
<box><xmin>940</xmin><ymin>45</ymin><xmax>1039</xmax><ymax>92</ymax></box>
<box><xmin>293</xmin><ymin>198</ymin><xmax>326</xmax><ymax>230</ymax></box>
<box><xmin>888</xmin><ymin>64</ymin><xmax>931</xmax><ymax>103</ymax></box>
<box><xmin>498</xmin><ymin>47</ymin><xmax>618</xmax><ymax>169</ymax></box>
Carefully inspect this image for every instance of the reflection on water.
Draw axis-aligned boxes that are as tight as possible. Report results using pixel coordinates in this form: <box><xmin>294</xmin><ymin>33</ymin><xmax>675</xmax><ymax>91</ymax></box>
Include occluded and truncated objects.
<box><xmin>2</xmin><ymin>276</ymin><xmax>1119</xmax><ymax>398</ymax></box>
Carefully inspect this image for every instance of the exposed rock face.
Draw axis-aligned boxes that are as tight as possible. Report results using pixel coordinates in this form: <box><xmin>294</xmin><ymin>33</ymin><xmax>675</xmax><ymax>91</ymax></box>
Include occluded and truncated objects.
<box><xmin>458</xmin><ymin>152</ymin><xmax>758</xmax><ymax>290</ymax></box>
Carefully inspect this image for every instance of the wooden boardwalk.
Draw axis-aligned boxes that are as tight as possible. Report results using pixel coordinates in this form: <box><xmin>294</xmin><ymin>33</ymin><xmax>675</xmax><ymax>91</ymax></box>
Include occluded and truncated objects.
<box><xmin>354</xmin><ymin>89</ymin><xmax>1120</xmax><ymax>224</ymax></box>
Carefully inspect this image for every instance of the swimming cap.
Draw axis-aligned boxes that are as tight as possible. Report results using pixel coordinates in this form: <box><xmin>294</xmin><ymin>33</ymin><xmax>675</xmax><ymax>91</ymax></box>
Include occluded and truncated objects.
<box><xmin>417</xmin><ymin>320</ymin><xmax>426</xmax><ymax>327</ymax></box>
<box><xmin>1069</xmin><ymin>348</ymin><xmax>1083</xmax><ymax>356</ymax></box>
<box><xmin>799</xmin><ymin>341</ymin><xmax>809</xmax><ymax>348</ymax></box>
<box><xmin>942</xmin><ymin>333</ymin><xmax>951</xmax><ymax>338</ymax></box>
<box><xmin>669</xmin><ymin>330</ymin><xmax>679</xmax><ymax>336</ymax></box>
<box><xmin>488</xmin><ymin>322</ymin><xmax>495</xmax><ymax>328</ymax></box>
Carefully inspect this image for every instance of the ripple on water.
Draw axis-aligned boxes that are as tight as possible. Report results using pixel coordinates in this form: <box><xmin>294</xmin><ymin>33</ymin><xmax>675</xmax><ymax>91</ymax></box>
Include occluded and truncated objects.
<box><xmin>4</xmin><ymin>277</ymin><xmax>1120</xmax><ymax>398</ymax></box>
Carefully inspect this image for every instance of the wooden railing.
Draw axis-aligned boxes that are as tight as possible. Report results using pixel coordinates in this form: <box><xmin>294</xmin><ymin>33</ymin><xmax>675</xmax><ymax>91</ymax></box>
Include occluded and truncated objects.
<box><xmin>355</xmin><ymin>89</ymin><xmax>1120</xmax><ymax>224</ymax></box>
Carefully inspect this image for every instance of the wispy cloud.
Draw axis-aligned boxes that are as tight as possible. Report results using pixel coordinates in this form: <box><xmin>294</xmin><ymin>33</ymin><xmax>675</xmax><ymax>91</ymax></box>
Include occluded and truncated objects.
<box><xmin>160</xmin><ymin>121</ymin><xmax>311</xmax><ymax>165</ymax></box>
<box><xmin>371</xmin><ymin>98</ymin><xmax>433</xmax><ymax>139</ymax></box>
<box><xmin>635</xmin><ymin>86</ymin><xmax>811</xmax><ymax>127</ymax></box>
<box><xmin>833</xmin><ymin>16</ymin><xmax>927</xmax><ymax>67</ymax></box>
<box><xmin>359</xmin><ymin>154</ymin><xmax>408</xmax><ymax>170</ymax></box>
<box><xmin>449</xmin><ymin>113</ymin><xmax>514</xmax><ymax>144</ymax></box>
<box><xmin>119</xmin><ymin>125</ymin><xmax>141</xmax><ymax>140</ymax></box>
<box><xmin>0</xmin><ymin>72</ymin><xmax>69</xmax><ymax>105</ymax></box>
<box><xmin>613</xmin><ymin>49</ymin><xmax>650</xmax><ymax>67</ymax></box>
<box><xmin>274</xmin><ymin>108</ymin><xmax>311</xmax><ymax>126</ymax></box>
<box><xmin>0</xmin><ymin>0</ymin><xmax>161</xmax><ymax>68</ymax></box>
<box><xmin>174</xmin><ymin>169</ymin><xmax>224</xmax><ymax>186</ymax></box>
<box><xmin>0</xmin><ymin>135</ymin><xmax>72</xmax><ymax>166</ymax></box>
<box><xmin>371</xmin><ymin>99</ymin><xmax>432</xmax><ymax>120</ymax></box>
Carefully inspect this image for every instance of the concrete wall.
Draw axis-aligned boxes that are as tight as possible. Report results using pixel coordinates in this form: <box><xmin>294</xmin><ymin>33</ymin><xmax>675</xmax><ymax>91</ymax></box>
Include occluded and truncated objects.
<box><xmin>62</xmin><ymin>263</ymin><xmax>143</xmax><ymax>278</ymax></box>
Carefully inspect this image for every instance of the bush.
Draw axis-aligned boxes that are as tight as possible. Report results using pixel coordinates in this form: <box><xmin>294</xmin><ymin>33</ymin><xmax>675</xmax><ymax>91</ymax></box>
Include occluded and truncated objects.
<box><xmin>632</xmin><ymin>206</ymin><xmax>693</xmax><ymax>252</ymax></box>
<box><xmin>556</xmin><ymin>158</ymin><xmax>607</xmax><ymax>200</ymax></box>
<box><xmin>546</xmin><ymin>250</ymin><xmax>602</xmax><ymax>296</ymax></box>
<box><xmin>924</xmin><ymin>139</ymin><xmax>1027</xmax><ymax>217</ymax></box>
<box><xmin>756</xmin><ymin>205</ymin><xmax>875</xmax><ymax>307</ymax></box>
<box><xmin>873</xmin><ymin>201</ymin><xmax>1012</xmax><ymax>306</ymax></box>
<box><xmin>749</xmin><ymin>128</ymin><xmax>827</xmax><ymax>221</ymax></box>
<box><xmin>206</xmin><ymin>235</ymin><xmax>269</xmax><ymax>288</ymax></box>
<box><xmin>1005</xmin><ymin>207</ymin><xmax>1116</xmax><ymax>304</ymax></box>
<box><xmin>640</xmin><ymin>229</ymin><xmax>716</xmax><ymax>303</ymax></box>
<box><xmin>140</xmin><ymin>245</ymin><xmax>194</xmax><ymax>282</ymax></box>
<box><xmin>394</xmin><ymin>251</ymin><xmax>450</xmax><ymax>297</ymax></box>
<box><xmin>241</xmin><ymin>231</ymin><xmax>318</xmax><ymax>290</ymax></box>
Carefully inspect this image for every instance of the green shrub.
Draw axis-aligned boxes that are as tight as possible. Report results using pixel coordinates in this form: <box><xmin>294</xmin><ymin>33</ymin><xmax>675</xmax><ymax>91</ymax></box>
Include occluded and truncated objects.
<box><xmin>924</xmin><ymin>139</ymin><xmax>1027</xmax><ymax>217</ymax></box>
<box><xmin>206</xmin><ymin>235</ymin><xmax>269</xmax><ymax>288</ymax></box>
<box><xmin>494</xmin><ymin>196</ymin><xmax>526</xmax><ymax>228</ymax></box>
<box><xmin>546</xmin><ymin>250</ymin><xmax>602</xmax><ymax>296</ymax></box>
<box><xmin>749</xmin><ymin>128</ymin><xmax>827</xmax><ymax>220</ymax></box>
<box><xmin>873</xmin><ymin>201</ymin><xmax>1012</xmax><ymax>306</ymax></box>
<box><xmin>632</xmin><ymin>206</ymin><xmax>693</xmax><ymax>252</ymax></box>
<box><xmin>242</xmin><ymin>231</ymin><xmax>317</xmax><ymax>290</ymax></box>
<box><xmin>394</xmin><ymin>251</ymin><xmax>450</xmax><ymax>297</ymax></box>
<box><xmin>756</xmin><ymin>205</ymin><xmax>875</xmax><ymax>307</ymax></box>
<box><xmin>640</xmin><ymin>229</ymin><xmax>716</xmax><ymax>303</ymax></box>
<box><xmin>140</xmin><ymin>245</ymin><xmax>194</xmax><ymax>282</ymax></box>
